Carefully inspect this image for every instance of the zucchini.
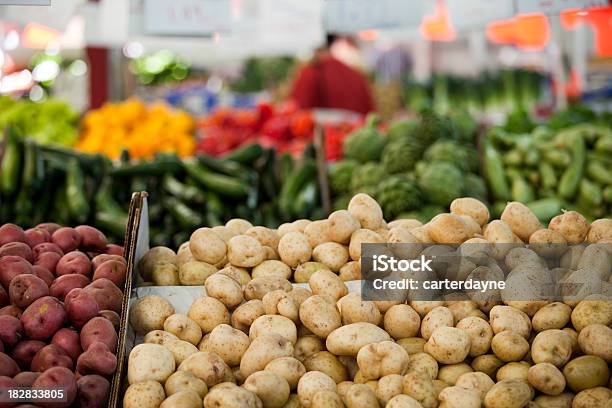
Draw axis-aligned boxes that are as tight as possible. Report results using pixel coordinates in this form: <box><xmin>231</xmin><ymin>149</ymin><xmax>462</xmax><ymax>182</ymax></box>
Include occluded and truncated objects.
<box><xmin>165</xmin><ymin>196</ymin><xmax>203</xmax><ymax>228</ymax></box>
<box><xmin>526</xmin><ymin>198</ymin><xmax>564</xmax><ymax>222</ymax></box>
<box><xmin>222</xmin><ymin>143</ymin><xmax>263</xmax><ymax>165</ymax></box>
<box><xmin>278</xmin><ymin>160</ymin><xmax>317</xmax><ymax>216</ymax></box>
<box><xmin>111</xmin><ymin>155</ymin><xmax>182</xmax><ymax>177</ymax></box>
<box><xmin>66</xmin><ymin>158</ymin><xmax>90</xmax><ymax>223</ymax></box>
<box><xmin>184</xmin><ymin>161</ymin><xmax>250</xmax><ymax>198</ymax></box>
<box><xmin>163</xmin><ymin>175</ymin><xmax>205</xmax><ymax>203</ymax></box>
<box><xmin>1</xmin><ymin>132</ymin><xmax>22</xmax><ymax>197</ymax></box>
<box><xmin>510</xmin><ymin>174</ymin><xmax>535</xmax><ymax>203</ymax></box>
<box><xmin>543</xmin><ymin>150</ymin><xmax>571</xmax><ymax>168</ymax></box>
<box><xmin>484</xmin><ymin>141</ymin><xmax>511</xmax><ymax>201</ymax></box>
<box><xmin>538</xmin><ymin>162</ymin><xmax>557</xmax><ymax>190</ymax></box>
<box><xmin>586</xmin><ymin>161</ymin><xmax>612</xmax><ymax>185</ymax></box>
<box><xmin>197</xmin><ymin>154</ymin><xmax>250</xmax><ymax>179</ymax></box>
<box><xmin>558</xmin><ymin>135</ymin><xmax>585</xmax><ymax>199</ymax></box>
<box><xmin>578</xmin><ymin>179</ymin><xmax>602</xmax><ymax>207</ymax></box>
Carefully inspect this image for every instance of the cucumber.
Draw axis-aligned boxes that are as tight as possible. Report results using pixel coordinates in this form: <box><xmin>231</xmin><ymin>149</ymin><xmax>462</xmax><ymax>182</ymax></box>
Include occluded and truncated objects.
<box><xmin>111</xmin><ymin>155</ymin><xmax>182</xmax><ymax>177</ymax></box>
<box><xmin>526</xmin><ymin>198</ymin><xmax>564</xmax><ymax>222</ymax></box>
<box><xmin>595</xmin><ymin>134</ymin><xmax>612</xmax><ymax>153</ymax></box>
<box><xmin>184</xmin><ymin>161</ymin><xmax>249</xmax><ymax>198</ymax></box>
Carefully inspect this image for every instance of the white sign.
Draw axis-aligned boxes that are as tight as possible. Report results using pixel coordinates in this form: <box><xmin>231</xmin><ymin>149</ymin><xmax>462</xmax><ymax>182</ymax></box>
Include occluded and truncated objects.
<box><xmin>516</xmin><ymin>0</ymin><xmax>609</xmax><ymax>15</ymax></box>
<box><xmin>143</xmin><ymin>0</ymin><xmax>232</xmax><ymax>36</ymax></box>
<box><xmin>0</xmin><ymin>0</ymin><xmax>49</xmax><ymax>4</ymax></box>
<box><xmin>325</xmin><ymin>0</ymin><xmax>425</xmax><ymax>32</ymax></box>
<box><xmin>447</xmin><ymin>0</ymin><xmax>514</xmax><ymax>30</ymax></box>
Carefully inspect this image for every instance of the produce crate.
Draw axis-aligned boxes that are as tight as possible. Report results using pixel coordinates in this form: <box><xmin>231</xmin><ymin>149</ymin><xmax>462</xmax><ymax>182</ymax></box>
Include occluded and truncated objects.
<box><xmin>113</xmin><ymin>192</ymin><xmax>360</xmax><ymax>406</ymax></box>
<box><xmin>108</xmin><ymin>192</ymin><xmax>149</xmax><ymax>407</ymax></box>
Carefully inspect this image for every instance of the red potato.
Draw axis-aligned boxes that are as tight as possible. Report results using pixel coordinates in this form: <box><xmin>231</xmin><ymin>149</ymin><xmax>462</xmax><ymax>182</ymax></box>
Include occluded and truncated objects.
<box><xmin>0</xmin><ymin>315</ymin><xmax>23</xmax><ymax>347</ymax></box>
<box><xmin>9</xmin><ymin>275</ymin><xmax>49</xmax><ymax>308</ymax></box>
<box><xmin>0</xmin><ymin>223</ymin><xmax>26</xmax><ymax>246</ymax></box>
<box><xmin>14</xmin><ymin>371</ymin><xmax>40</xmax><ymax>387</ymax></box>
<box><xmin>64</xmin><ymin>289</ymin><xmax>99</xmax><ymax>329</ymax></box>
<box><xmin>21</xmin><ymin>297</ymin><xmax>67</xmax><ymax>341</ymax></box>
<box><xmin>80</xmin><ymin>317</ymin><xmax>117</xmax><ymax>352</ymax></box>
<box><xmin>83</xmin><ymin>279</ymin><xmax>122</xmax><ymax>313</ymax></box>
<box><xmin>24</xmin><ymin>228</ymin><xmax>51</xmax><ymax>249</ymax></box>
<box><xmin>76</xmin><ymin>374</ymin><xmax>110</xmax><ymax>408</ymax></box>
<box><xmin>32</xmin><ymin>366</ymin><xmax>77</xmax><ymax>408</ymax></box>
<box><xmin>34</xmin><ymin>253</ymin><xmax>62</xmax><ymax>276</ymax></box>
<box><xmin>51</xmin><ymin>329</ymin><xmax>82</xmax><ymax>363</ymax></box>
<box><xmin>0</xmin><ymin>305</ymin><xmax>23</xmax><ymax>318</ymax></box>
<box><xmin>11</xmin><ymin>340</ymin><xmax>46</xmax><ymax>369</ymax></box>
<box><xmin>91</xmin><ymin>254</ymin><xmax>125</xmax><ymax>271</ymax></box>
<box><xmin>49</xmin><ymin>275</ymin><xmax>90</xmax><ymax>301</ymax></box>
<box><xmin>55</xmin><ymin>252</ymin><xmax>91</xmax><ymax>278</ymax></box>
<box><xmin>0</xmin><ymin>375</ymin><xmax>17</xmax><ymax>408</ymax></box>
<box><xmin>97</xmin><ymin>310</ymin><xmax>120</xmax><ymax>331</ymax></box>
<box><xmin>92</xmin><ymin>260</ymin><xmax>126</xmax><ymax>287</ymax></box>
<box><xmin>32</xmin><ymin>243</ymin><xmax>64</xmax><ymax>258</ymax></box>
<box><xmin>75</xmin><ymin>342</ymin><xmax>117</xmax><ymax>377</ymax></box>
<box><xmin>104</xmin><ymin>244</ymin><xmax>124</xmax><ymax>256</ymax></box>
<box><xmin>0</xmin><ymin>285</ymin><xmax>7</xmax><ymax>307</ymax></box>
<box><xmin>31</xmin><ymin>266</ymin><xmax>54</xmax><ymax>287</ymax></box>
<box><xmin>74</xmin><ymin>226</ymin><xmax>107</xmax><ymax>252</ymax></box>
<box><xmin>51</xmin><ymin>228</ymin><xmax>82</xmax><ymax>254</ymax></box>
<box><xmin>0</xmin><ymin>242</ymin><xmax>33</xmax><ymax>263</ymax></box>
<box><xmin>0</xmin><ymin>256</ymin><xmax>33</xmax><ymax>289</ymax></box>
<box><xmin>0</xmin><ymin>352</ymin><xmax>20</xmax><ymax>377</ymax></box>
<box><xmin>31</xmin><ymin>345</ymin><xmax>73</xmax><ymax>372</ymax></box>
<box><xmin>36</xmin><ymin>223</ymin><xmax>62</xmax><ymax>236</ymax></box>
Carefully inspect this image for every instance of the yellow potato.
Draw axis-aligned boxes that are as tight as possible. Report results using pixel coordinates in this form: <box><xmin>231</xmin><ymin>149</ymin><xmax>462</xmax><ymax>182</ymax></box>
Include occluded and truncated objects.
<box><xmin>128</xmin><ymin>343</ymin><xmax>175</xmax><ymax>384</ymax></box>
<box><xmin>348</xmin><ymin>193</ymin><xmax>383</xmax><ymax>230</ymax></box>
<box><xmin>278</xmin><ymin>232</ymin><xmax>312</xmax><ymax>268</ymax></box>
<box><xmin>501</xmin><ymin>202</ymin><xmax>541</xmax><ymax>242</ymax></box>
<box><xmin>164</xmin><ymin>371</ymin><xmax>208</xmax><ymax>398</ymax></box>
<box><xmin>227</xmin><ymin>235</ymin><xmax>265</xmax><ymax>268</ymax></box>
<box><xmin>187</xmin><ymin>296</ymin><xmax>229</xmax><ymax>333</ymax></box>
<box><xmin>190</xmin><ymin>228</ymin><xmax>227</xmax><ymax>264</ymax></box>
<box><xmin>328</xmin><ymin>210</ymin><xmax>361</xmax><ymax>244</ymax></box>
<box><xmin>450</xmin><ymin>197</ymin><xmax>490</xmax><ymax>227</ymax></box>
<box><xmin>130</xmin><ymin>295</ymin><xmax>175</xmax><ymax>334</ymax></box>
<box><xmin>178</xmin><ymin>351</ymin><xmax>235</xmax><ymax>387</ymax></box>
<box><xmin>243</xmin><ymin>371</ymin><xmax>290</xmax><ymax>408</ymax></box>
<box><xmin>123</xmin><ymin>381</ymin><xmax>165</xmax><ymax>408</ymax></box>
<box><xmin>312</xmin><ymin>242</ymin><xmax>349</xmax><ymax>272</ymax></box>
<box><xmin>164</xmin><ymin>314</ymin><xmax>202</xmax><ymax>345</ymax></box>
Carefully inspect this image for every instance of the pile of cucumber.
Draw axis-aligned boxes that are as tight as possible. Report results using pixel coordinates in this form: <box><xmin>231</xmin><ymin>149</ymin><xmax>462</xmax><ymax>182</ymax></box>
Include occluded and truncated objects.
<box><xmin>0</xmin><ymin>133</ymin><xmax>322</xmax><ymax>247</ymax></box>
<box><xmin>484</xmin><ymin>123</ymin><xmax>612</xmax><ymax>222</ymax></box>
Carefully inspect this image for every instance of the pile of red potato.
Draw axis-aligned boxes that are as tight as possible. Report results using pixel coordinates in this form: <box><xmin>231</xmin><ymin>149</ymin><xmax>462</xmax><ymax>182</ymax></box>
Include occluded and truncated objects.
<box><xmin>0</xmin><ymin>223</ymin><xmax>126</xmax><ymax>408</ymax></box>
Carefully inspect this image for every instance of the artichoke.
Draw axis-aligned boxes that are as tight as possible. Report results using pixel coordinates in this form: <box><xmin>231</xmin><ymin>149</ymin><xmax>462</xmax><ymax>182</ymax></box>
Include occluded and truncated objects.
<box><xmin>350</xmin><ymin>162</ymin><xmax>386</xmax><ymax>191</ymax></box>
<box><xmin>424</xmin><ymin>140</ymin><xmax>478</xmax><ymax>172</ymax></box>
<box><xmin>418</xmin><ymin>162</ymin><xmax>464</xmax><ymax>207</ymax></box>
<box><xmin>381</xmin><ymin>140</ymin><xmax>422</xmax><ymax>174</ymax></box>
<box><xmin>375</xmin><ymin>175</ymin><xmax>423</xmax><ymax>220</ymax></box>
<box><xmin>343</xmin><ymin>114</ymin><xmax>386</xmax><ymax>163</ymax></box>
<box><xmin>463</xmin><ymin>173</ymin><xmax>488</xmax><ymax>203</ymax></box>
<box><xmin>328</xmin><ymin>160</ymin><xmax>358</xmax><ymax>194</ymax></box>
<box><xmin>387</xmin><ymin>119</ymin><xmax>418</xmax><ymax>144</ymax></box>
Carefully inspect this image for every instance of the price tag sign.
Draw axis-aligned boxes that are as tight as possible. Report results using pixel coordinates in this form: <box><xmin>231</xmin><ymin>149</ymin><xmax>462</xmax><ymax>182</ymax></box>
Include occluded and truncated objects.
<box><xmin>325</xmin><ymin>0</ymin><xmax>425</xmax><ymax>32</ymax></box>
<box><xmin>143</xmin><ymin>0</ymin><xmax>232</xmax><ymax>36</ymax></box>
<box><xmin>516</xmin><ymin>0</ymin><xmax>609</xmax><ymax>15</ymax></box>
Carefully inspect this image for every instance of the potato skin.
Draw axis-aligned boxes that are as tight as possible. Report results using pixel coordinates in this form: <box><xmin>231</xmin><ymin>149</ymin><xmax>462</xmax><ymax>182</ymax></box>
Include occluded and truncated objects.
<box><xmin>450</xmin><ymin>198</ymin><xmax>490</xmax><ymax>227</ymax></box>
<box><xmin>483</xmin><ymin>379</ymin><xmax>531</xmax><ymax>408</ymax></box>
<box><xmin>357</xmin><ymin>341</ymin><xmax>409</xmax><ymax>380</ymax></box>
<box><xmin>187</xmin><ymin>296</ymin><xmax>229</xmax><ymax>334</ymax></box>
<box><xmin>531</xmin><ymin>302</ymin><xmax>571</xmax><ymax>332</ymax></box>
<box><xmin>577</xmin><ymin>324</ymin><xmax>612</xmax><ymax>363</ymax></box>
<box><xmin>243</xmin><ymin>371</ymin><xmax>290</xmax><ymax>408</ymax></box>
<box><xmin>178</xmin><ymin>351</ymin><xmax>234</xmax><ymax>388</ymax></box>
<box><xmin>530</xmin><ymin>330</ymin><xmax>573</xmax><ymax>367</ymax></box>
<box><xmin>164</xmin><ymin>370</ymin><xmax>208</xmax><ymax>398</ymax></box>
<box><xmin>299</xmin><ymin>295</ymin><xmax>341</xmax><ymax>338</ymax></box>
<box><xmin>527</xmin><ymin>363</ymin><xmax>565</xmax><ymax>396</ymax></box>
<box><xmin>326</xmin><ymin>323</ymin><xmax>391</xmax><ymax>356</ymax></box>
<box><xmin>562</xmin><ymin>355</ymin><xmax>610</xmax><ymax>392</ymax></box>
<box><xmin>129</xmin><ymin>295</ymin><xmax>175</xmax><ymax>335</ymax></box>
<box><xmin>123</xmin><ymin>380</ymin><xmax>165</xmax><ymax>408</ymax></box>
<box><xmin>383</xmin><ymin>304</ymin><xmax>420</xmax><ymax>339</ymax></box>
<box><xmin>264</xmin><ymin>357</ymin><xmax>305</xmax><ymax>390</ymax></box>
<box><xmin>240</xmin><ymin>333</ymin><xmax>294</xmax><ymax>378</ymax></box>
<box><xmin>127</xmin><ymin>343</ymin><xmax>175</xmax><ymax>384</ymax></box>
<box><xmin>296</xmin><ymin>371</ymin><xmax>337</xmax><ymax>408</ymax></box>
<box><xmin>424</xmin><ymin>327</ymin><xmax>471</xmax><ymax>364</ymax></box>
<box><xmin>203</xmin><ymin>382</ymin><xmax>262</xmax><ymax>408</ymax></box>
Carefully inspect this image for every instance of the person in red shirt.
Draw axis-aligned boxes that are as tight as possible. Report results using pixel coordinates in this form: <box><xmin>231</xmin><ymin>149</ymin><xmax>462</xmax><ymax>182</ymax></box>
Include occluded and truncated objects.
<box><xmin>289</xmin><ymin>34</ymin><xmax>375</xmax><ymax>116</ymax></box>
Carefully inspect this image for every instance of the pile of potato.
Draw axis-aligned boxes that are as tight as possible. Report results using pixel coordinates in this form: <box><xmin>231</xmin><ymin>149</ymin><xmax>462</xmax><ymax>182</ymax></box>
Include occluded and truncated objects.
<box><xmin>0</xmin><ymin>222</ymin><xmax>126</xmax><ymax>407</ymax></box>
<box><xmin>128</xmin><ymin>194</ymin><xmax>612</xmax><ymax>408</ymax></box>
